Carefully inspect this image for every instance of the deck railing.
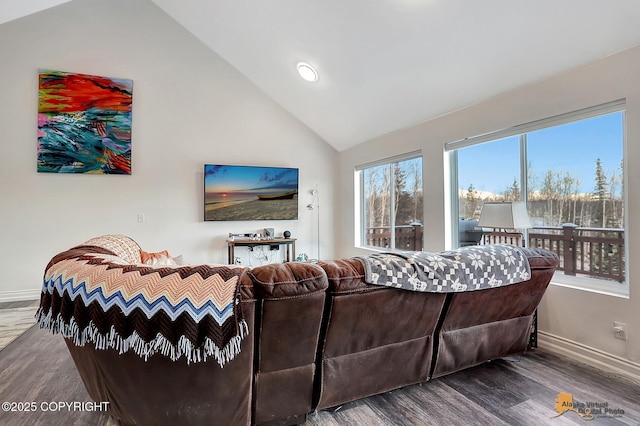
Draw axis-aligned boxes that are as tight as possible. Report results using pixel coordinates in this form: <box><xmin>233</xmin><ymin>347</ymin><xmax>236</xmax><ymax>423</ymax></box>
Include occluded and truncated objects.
<box><xmin>365</xmin><ymin>223</ymin><xmax>625</xmax><ymax>283</ymax></box>
<box><xmin>528</xmin><ymin>224</ymin><xmax>625</xmax><ymax>283</ymax></box>
<box><xmin>364</xmin><ymin>224</ymin><xmax>424</xmax><ymax>251</ymax></box>
<box><xmin>481</xmin><ymin>224</ymin><xmax>625</xmax><ymax>283</ymax></box>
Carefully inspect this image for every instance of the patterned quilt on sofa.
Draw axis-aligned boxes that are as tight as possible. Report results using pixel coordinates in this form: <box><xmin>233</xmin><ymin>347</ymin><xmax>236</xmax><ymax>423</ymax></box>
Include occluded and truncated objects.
<box><xmin>356</xmin><ymin>244</ymin><xmax>531</xmax><ymax>293</ymax></box>
<box><xmin>36</xmin><ymin>235</ymin><xmax>248</xmax><ymax>367</ymax></box>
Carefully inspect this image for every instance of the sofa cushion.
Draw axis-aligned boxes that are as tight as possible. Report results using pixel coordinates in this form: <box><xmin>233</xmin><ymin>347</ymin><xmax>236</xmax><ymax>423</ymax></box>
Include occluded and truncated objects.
<box><xmin>247</xmin><ymin>262</ymin><xmax>328</xmax><ymax>298</ymax></box>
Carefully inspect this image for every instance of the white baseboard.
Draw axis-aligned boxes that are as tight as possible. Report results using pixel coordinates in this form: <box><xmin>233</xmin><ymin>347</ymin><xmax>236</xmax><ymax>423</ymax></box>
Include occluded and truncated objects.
<box><xmin>0</xmin><ymin>289</ymin><xmax>41</xmax><ymax>303</ymax></box>
<box><xmin>539</xmin><ymin>331</ymin><xmax>640</xmax><ymax>385</ymax></box>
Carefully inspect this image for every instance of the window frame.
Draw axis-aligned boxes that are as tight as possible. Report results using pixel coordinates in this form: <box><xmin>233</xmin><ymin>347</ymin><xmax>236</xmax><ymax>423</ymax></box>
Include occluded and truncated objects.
<box><xmin>447</xmin><ymin>100</ymin><xmax>628</xmax><ymax>296</ymax></box>
<box><xmin>356</xmin><ymin>150</ymin><xmax>423</xmax><ymax>251</ymax></box>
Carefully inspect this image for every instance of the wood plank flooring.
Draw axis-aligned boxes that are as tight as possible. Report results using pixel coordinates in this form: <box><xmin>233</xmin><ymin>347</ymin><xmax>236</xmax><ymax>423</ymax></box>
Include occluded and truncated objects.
<box><xmin>305</xmin><ymin>352</ymin><xmax>640</xmax><ymax>425</ymax></box>
<box><xmin>0</xmin><ymin>299</ymin><xmax>39</xmax><ymax>350</ymax></box>
<box><xmin>1</xmin><ymin>301</ymin><xmax>639</xmax><ymax>425</ymax></box>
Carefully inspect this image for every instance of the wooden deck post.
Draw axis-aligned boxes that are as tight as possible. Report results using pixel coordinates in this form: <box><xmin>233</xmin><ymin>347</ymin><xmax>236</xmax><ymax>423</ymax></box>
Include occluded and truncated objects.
<box><xmin>412</xmin><ymin>223</ymin><xmax>422</xmax><ymax>251</ymax></box>
<box><xmin>562</xmin><ymin>223</ymin><xmax>579</xmax><ymax>276</ymax></box>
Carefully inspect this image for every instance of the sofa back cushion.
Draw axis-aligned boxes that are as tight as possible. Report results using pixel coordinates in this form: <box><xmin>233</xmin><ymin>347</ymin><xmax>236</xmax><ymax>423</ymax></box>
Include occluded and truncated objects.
<box><xmin>246</xmin><ymin>262</ymin><xmax>328</xmax><ymax>425</ymax></box>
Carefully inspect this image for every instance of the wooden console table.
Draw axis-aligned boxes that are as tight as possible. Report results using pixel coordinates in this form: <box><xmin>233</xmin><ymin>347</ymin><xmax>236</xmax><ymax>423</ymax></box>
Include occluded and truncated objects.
<box><xmin>227</xmin><ymin>238</ymin><xmax>296</xmax><ymax>264</ymax></box>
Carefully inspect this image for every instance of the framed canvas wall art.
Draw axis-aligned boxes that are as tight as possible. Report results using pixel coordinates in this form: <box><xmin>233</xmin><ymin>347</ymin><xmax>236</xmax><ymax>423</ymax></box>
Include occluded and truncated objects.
<box><xmin>204</xmin><ymin>164</ymin><xmax>299</xmax><ymax>221</ymax></box>
<box><xmin>37</xmin><ymin>69</ymin><xmax>133</xmax><ymax>174</ymax></box>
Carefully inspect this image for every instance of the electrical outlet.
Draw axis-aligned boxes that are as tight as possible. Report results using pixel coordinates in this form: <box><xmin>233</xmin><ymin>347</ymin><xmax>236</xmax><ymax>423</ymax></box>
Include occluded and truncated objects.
<box><xmin>613</xmin><ymin>321</ymin><xmax>627</xmax><ymax>341</ymax></box>
<box><xmin>137</xmin><ymin>213</ymin><xmax>145</xmax><ymax>223</ymax></box>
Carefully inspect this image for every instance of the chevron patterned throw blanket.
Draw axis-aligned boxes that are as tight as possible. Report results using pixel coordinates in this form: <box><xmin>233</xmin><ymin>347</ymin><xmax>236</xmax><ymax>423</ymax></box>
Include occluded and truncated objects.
<box><xmin>356</xmin><ymin>244</ymin><xmax>531</xmax><ymax>293</ymax></box>
<box><xmin>37</xmin><ymin>239</ymin><xmax>248</xmax><ymax>367</ymax></box>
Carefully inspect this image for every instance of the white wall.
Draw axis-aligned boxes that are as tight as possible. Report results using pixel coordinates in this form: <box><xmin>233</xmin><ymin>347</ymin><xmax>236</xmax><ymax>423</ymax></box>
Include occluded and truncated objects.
<box><xmin>0</xmin><ymin>0</ymin><xmax>337</xmax><ymax>301</ymax></box>
<box><xmin>338</xmin><ymin>46</ymin><xmax>640</xmax><ymax>369</ymax></box>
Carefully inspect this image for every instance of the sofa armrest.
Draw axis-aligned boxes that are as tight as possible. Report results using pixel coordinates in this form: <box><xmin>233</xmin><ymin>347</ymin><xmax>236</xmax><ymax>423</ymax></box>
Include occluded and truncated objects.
<box><xmin>39</xmin><ymin>246</ymin><xmax>250</xmax><ymax>366</ymax></box>
<box><xmin>520</xmin><ymin>246</ymin><xmax>560</xmax><ymax>270</ymax></box>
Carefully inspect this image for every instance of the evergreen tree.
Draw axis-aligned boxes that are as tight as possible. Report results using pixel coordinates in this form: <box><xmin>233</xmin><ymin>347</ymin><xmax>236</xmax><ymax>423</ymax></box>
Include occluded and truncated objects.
<box><xmin>594</xmin><ymin>158</ymin><xmax>608</xmax><ymax>227</ymax></box>
<box><xmin>465</xmin><ymin>183</ymin><xmax>479</xmax><ymax>219</ymax></box>
<box><xmin>504</xmin><ymin>177</ymin><xmax>520</xmax><ymax>201</ymax></box>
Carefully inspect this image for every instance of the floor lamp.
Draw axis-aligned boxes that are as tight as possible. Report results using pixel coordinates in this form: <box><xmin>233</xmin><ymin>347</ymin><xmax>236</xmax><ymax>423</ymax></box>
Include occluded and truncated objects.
<box><xmin>306</xmin><ymin>185</ymin><xmax>320</xmax><ymax>262</ymax></box>
<box><xmin>477</xmin><ymin>201</ymin><xmax>532</xmax><ymax>246</ymax></box>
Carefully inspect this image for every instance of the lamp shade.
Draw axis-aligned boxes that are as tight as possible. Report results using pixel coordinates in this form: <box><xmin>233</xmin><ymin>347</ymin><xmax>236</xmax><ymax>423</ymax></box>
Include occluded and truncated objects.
<box><xmin>477</xmin><ymin>202</ymin><xmax>532</xmax><ymax>229</ymax></box>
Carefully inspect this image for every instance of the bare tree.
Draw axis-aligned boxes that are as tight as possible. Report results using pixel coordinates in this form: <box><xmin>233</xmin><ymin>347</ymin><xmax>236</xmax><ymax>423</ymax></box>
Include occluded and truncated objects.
<box><xmin>619</xmin><ymin>158</ymin><xmax>624</xmax><ymax>227</ymax></box>
<box><xmin>572</xmin><ymin>177</ymin><xmax>581</xmax><ymax>224</ymax></box>
<box><xmin>559</xmin><ymin>172</ymin><xmax>578</xmax><ymax>224</ymax></box>
<box><xmin>380</xmin><ymin>165</ymin><xmax>391</xmax><ymax>227</ymax></box>
<box><xmin>541</xmin><ymin>170</ymin><xmax>557</xmax><ymax>225</ymax></box>
<box><xmin>393</xmin><ymin>162</ymin><xmax>407</xmax><ymax>225</ymax></box>
<box><xmin>608</xmin><ymin>171</ymin><xmax>619</xmax><ymax>227</ymax></box>
<box><xmin>365</xmin><ymin>167</ymin><xmax>381</xmax><ymax>228</ymax></box>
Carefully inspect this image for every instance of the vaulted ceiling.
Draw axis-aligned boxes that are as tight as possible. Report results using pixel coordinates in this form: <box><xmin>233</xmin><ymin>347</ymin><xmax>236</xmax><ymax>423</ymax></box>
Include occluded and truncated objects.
<box><xmin>4</xmin><ymin>0</ymin><xmax>640</xmax><ymax>151</ymax></box>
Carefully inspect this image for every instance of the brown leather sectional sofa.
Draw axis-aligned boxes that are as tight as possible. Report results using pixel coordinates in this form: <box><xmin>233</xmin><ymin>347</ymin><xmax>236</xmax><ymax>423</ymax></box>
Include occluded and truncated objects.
<box><xmin>314</xmin><ymin>247</ymin><xmax>557</xmax><ymax>412</ymax></box>
<box><xmin>41</xmin><ymin>237</ymin><xmax>558</xmax><ymax>425</ymax></box>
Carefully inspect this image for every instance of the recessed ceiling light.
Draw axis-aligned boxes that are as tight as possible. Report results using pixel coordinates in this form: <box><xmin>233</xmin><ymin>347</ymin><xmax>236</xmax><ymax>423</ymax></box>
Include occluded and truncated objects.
<box><xmin>297</xmin><ymin>62</ymin><xmax>318</xmax><ymax>82</ymax></box>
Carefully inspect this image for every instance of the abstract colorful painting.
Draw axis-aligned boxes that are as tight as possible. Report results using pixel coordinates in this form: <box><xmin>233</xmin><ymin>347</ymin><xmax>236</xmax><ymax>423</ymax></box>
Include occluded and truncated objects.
<box><xmin>37</xmin><ymin>69</ymin><xmax>133</xmax><ymax>174</ymax></box>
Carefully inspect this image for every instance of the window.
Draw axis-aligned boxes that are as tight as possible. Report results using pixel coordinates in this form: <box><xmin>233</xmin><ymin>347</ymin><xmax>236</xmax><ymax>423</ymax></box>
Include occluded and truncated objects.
<box><xmin>448</xmin><ymin>100</ymin><xmax>627</xmax><ymax>293</ymax></box>
<box><xmin>357</xmin><ymin>152</ymin><xmax>423</xmax><ymax>251</ymax></box>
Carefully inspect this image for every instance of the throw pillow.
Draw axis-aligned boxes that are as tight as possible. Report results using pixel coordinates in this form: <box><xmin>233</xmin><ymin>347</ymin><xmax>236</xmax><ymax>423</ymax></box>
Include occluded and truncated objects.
<box><xmin>140</xmin><ymin>250</ymin><xmax>178</xmax><ymax>266</ymax></box>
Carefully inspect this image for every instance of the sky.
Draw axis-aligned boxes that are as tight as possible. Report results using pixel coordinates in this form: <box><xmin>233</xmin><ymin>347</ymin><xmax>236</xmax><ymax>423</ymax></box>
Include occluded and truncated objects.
<box><xmin>457</xmin><ymin>111</ymin><xmax>624</xmax><ymax>196</ymax></box>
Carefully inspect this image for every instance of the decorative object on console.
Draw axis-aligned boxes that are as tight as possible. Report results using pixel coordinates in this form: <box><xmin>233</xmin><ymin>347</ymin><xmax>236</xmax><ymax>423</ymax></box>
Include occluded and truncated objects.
<box><xmin>283</xmin><ymin>230</ymin><xmax>291</xmax><ymax>238</ymax></box>
<box><xmin>227</xmin><ymin>237</ymin><xmax>296</xmax><ymax>264</ymax></box>
<box><xmin>228</xmin><ymin>232</ymin><xmax>257</xmax><ymax>240</ymax></box>
<box><xmin>37</xmin><ymin>69</ymin><xmax>133</xmax><ymax>174</ymax></box>
<box><xmin>204</xmin><ymin>164</ymin><xmax>299</xmax><ymax>221</ymax></box>
<box><xmin>478</xmin><ymin>201</ymin><xmax>532</xmax><ymax>246</ymax></box>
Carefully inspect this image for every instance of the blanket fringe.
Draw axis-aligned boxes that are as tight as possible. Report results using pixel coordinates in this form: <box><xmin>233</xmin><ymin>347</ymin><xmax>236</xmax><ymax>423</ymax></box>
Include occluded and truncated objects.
<box><xmin>35</xmin><ymin>307</ymin><xmax>249</xmax><ymax>367</ymax></box>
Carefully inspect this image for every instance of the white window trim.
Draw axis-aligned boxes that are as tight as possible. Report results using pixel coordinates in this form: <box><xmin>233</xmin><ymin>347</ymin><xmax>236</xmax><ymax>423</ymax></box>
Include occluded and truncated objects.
<box><xmin>551</xmin><ymin>273</ymin><xmax>628</xmax><ymax>299</ymax></box>
<box><xmin>356</xmin><ymin>151</ymin><xmax>423</xmax><ymax>251</ymax></box>
<box><xmin>355</xmin><ymin>150</ymin><xmax>422</xmax><ymax>171</ymax></box>
<box><xmin>448</xmin><ymin>100</ymin><xmax>628</xmax><ymax>296</ymax></box>
<box><xmin>445</xmin><ymin>99</ymin><xmax>625</xmax><ymax>152</ymax></box>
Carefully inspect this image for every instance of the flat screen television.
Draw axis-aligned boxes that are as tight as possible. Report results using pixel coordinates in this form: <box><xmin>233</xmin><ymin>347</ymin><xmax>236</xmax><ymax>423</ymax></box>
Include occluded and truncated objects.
<box><xmin>204</xmin><ymin>164</ymin><xmax>299</xmax><ymax>221</ymax></box>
